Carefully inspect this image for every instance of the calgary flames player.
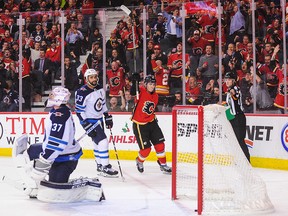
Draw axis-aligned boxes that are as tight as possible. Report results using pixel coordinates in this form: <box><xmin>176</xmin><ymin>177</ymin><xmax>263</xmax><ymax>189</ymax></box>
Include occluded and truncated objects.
<box><xmin>130</xmin><ymin>74</ymin><xmax>171</xmax><ymax>174</ymax></box>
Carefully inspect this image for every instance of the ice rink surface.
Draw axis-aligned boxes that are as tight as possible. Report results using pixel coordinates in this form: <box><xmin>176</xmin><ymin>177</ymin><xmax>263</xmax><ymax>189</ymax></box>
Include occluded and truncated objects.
<box><xmin>0</xmin><ymin>157</ymin><xmax>288</xmax><ymax>216</ymax></box>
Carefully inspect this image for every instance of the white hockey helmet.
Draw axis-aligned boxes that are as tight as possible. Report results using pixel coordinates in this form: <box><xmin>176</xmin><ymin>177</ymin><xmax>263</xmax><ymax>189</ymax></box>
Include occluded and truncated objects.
<box><xmin>46</xmin><ymin>86</ymin><xmax>71</xmax><ymax>107</ymax></box>
<box><xmin>84</xmin><ymin>69</ymin><xmax>99</xmax><ymax>87</ymax></box>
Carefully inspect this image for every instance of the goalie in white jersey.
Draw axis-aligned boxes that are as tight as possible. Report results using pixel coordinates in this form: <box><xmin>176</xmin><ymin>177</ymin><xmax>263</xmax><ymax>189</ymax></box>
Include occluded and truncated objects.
<box><xmin>75</xmin><ymin>69</ymin><xmax>118</xmax><ymax>177</ymax></box>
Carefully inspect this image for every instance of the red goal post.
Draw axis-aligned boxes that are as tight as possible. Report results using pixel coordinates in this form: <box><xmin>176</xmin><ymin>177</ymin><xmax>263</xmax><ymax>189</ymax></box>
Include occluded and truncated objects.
<box><xmin>171</xmin><ymin>105</ymin><xmax>274</xmax><ymax>215</ymax></box>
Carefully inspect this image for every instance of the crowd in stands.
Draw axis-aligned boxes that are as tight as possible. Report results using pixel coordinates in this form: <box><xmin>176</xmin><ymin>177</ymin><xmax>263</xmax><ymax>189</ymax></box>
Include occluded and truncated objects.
<box><xmin>0</xmin><ymin>0</ymin><xmax>287</xmax><ymax>113</ymax></box>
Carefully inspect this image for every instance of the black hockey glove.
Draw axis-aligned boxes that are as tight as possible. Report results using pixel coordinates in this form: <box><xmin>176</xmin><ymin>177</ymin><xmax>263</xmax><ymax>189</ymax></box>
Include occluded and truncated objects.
<box><xmin>131</xmin><ymin>73</ymin><xmax>141</xmax><ymax>82</ymax></box>
<box><xmin>82</xmin><ymin>121</ymin><xmax>97</xmax><ymax>137</ymax></box>
<box><xmin>104</xmin><ymin>114</ymin><xmax>113</xmax><ymax>129</ymax></box>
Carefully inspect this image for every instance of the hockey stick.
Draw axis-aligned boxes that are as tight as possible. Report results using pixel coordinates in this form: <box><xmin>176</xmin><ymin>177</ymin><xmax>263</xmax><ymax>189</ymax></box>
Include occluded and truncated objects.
<box><xmin>109</xmin><ymin>129</ymin><xmax>125</xmax><ymax>181</ymax></box>
<box><xmin>136</xmin><ymin>79</ymin><xmax>139</xmax><ymax>100</ymax></box>
<box><xmin>76</xmin><ymin>121</ymin><xmax>101</xmax><ymax>142</ymax></box>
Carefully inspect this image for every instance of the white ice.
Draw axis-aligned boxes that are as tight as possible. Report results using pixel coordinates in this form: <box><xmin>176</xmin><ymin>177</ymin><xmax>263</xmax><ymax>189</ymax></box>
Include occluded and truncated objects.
<box><xmin>0</xmin><ymin>157</ymin><xmax>288</xmax><ymax>216</ymax></box>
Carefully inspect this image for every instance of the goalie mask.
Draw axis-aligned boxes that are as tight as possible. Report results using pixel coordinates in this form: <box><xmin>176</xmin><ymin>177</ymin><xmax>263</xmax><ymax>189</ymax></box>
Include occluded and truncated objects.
<box><xmin>46</xmin><ymin>86</ymin><xmax>71</xmax><ymax>107</ymax></box>
<box><xmin>84</xmin><ymin>69</ymin><xmax>99</xmax><ymax>87</ymax></box>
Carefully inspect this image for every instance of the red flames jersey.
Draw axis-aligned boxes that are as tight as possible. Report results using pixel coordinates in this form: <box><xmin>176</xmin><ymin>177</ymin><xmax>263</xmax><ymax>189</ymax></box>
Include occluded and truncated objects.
<box><xmin>121</xmin><ymin>26</ymin><xmax>141</xmax><ymax>50</ymax></box>
<box><xmin>45</xmin><ymin>46</ymin><xmax>61</xmax><ymax>62</ymax></box>
<box><xmin>167</xmin><ymin>52</ymin><xmax>189</xmax><ymax>78</ymax></box>
<box><xmin>107</xmin><ymin>67</ymin><xmax>125</xmax><ymax>97</ymax></box>
<box><xmin>131</xmin><ymin>86</ymin><xmax>158</xmax><ymax>125</ymax></box>
<box><xmin>274</xmin><ymin>74</ymin><xmax>288</xmax><ymax>109</ymax></box>
<box><xmin>185</xmin><ymin>84</ymin><xmax>201</xmax><ymax>100</ymax></box>
<box><xmin>151</xmin><ymin>59</ymin><xmax>170</xmax><ymax>95</ymax></box>
<box><xmin>188</xmin><ymin>37</ymin><xmax>209</xmax><ymax>56</ymax></box>
<box><xmin>22</xmin><ymin>57</ymin><xmax>31</xmax><ymax>78</ymax></box>
<box><xmin>197</xmin><ymin>14</ymin><xmax>217</xmax><ymax>42</ymax></box>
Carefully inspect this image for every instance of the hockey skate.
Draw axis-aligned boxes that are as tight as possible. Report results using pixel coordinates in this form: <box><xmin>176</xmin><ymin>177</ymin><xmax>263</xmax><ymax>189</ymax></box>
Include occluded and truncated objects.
<box><xmin>157</xmin><ymin>160</ymin><xmax>172</xmax><ymax>174</ymax></box>
<box><xmin>99</xmin><ymin>164</ymin><xmax>119</xmax><ymax>178</ymax></box>
<box><xmin>96</xmin><ymin>164</ymin><xmax>102</xmax><ymax>172</ymax></box>
<box><xmin>136</xmin><ymin>158</ymin><xmax>144</xmax><ymax>173</ymax></box>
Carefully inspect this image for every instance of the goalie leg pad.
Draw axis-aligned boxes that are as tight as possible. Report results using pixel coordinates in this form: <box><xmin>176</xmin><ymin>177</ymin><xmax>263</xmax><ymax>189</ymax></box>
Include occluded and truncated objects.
<box><xmin>37</xmin><ymin>177</ymin><xmax>104</xmax><ymax>203</ymax></box>
<box><xmin>12</xmin><ymin>150</ymin><xmax>39</xmax><ymax>197</ymax></box>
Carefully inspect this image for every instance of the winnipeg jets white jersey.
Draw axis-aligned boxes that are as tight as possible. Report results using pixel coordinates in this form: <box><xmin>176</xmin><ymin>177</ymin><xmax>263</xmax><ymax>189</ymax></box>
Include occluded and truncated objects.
<box><xmin>42</xmin><ymin>105</ymin><xmax>82</xmax><ymax>162</ymax></box>
<box><xmin>75</xmin><ymin>85</ymin><xmax>108</xmax><ymax>123</ymax></box>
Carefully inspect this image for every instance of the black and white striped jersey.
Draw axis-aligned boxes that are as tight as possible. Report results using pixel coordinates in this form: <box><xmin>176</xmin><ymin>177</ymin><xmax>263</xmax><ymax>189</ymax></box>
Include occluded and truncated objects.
<box><xmin>226</xmin><ymin>85</ymin><xmax>244</xmax><ymax>115</ymax></box>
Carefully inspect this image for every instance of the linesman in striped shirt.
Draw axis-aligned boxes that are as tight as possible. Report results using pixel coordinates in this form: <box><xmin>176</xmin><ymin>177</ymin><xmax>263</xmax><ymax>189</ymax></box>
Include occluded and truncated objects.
<box><xmin>225</xmin><ymin>72</ymin><xmax>250</xmax><ymax>162</ymax></box>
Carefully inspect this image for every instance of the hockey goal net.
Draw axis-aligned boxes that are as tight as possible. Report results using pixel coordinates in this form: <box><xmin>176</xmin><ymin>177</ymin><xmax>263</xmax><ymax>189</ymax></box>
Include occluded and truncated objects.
<box><xmin>171</xmin><ymin>104</ymin><xmax>274</xmax><ymax>215</ymax></box>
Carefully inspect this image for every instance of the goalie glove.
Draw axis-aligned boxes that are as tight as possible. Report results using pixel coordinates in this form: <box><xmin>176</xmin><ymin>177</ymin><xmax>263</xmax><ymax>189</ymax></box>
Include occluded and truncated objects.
<box><xmin>31</xmin><ymin>154</ymin><xmax>52</xmax><ymax>182</ymax></box>
<box><xmin>82</xmin><ymin>121</ymin><xmax>98</xmax><ymax>137</ymax></box>
<box><xmin>104</xmin><ymin>113</ymin><xmax>113</xmax><ymax>129</ymax></box>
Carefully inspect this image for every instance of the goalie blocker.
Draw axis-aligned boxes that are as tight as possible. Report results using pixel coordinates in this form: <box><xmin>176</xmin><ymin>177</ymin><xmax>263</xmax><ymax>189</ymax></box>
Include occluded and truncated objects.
<box><xmin>37</xmin><ymin>177</ymin><xmax>105</xmax><ymax>203</ymax></box>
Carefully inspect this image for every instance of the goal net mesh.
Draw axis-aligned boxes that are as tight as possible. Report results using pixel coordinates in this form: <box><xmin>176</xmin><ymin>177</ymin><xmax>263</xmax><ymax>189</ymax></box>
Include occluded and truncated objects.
<box><xmin>172</xmin><ymin>104</ymin><xmax>274</xmax><ymax>215</ymax></box>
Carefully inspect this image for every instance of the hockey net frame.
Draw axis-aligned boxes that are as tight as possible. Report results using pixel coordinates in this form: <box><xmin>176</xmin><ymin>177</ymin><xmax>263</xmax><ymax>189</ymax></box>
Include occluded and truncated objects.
<box><xmin>171</xmin><ymin>105</ymin><xmax>274</xmax><ymax>215</ymax></box>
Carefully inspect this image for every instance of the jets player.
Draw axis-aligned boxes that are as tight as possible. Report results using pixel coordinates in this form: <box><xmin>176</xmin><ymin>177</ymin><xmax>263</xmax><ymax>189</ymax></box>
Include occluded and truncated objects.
<box><xmin>13</xmin><ymin>87</ymin><xmax>84</xmax><ymax>198</ymax></box>
<box><xmin>75</xmin><ymin>69</ymin><xmax>118</xmax><ymax>177</ymax></box>
<box><xmin>131</xmin><ymin>74</ymin><xmax>171</xmax><ymax>174</ymax></box>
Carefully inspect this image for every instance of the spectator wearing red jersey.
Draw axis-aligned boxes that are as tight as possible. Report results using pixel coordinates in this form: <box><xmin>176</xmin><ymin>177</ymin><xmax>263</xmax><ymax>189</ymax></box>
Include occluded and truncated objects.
<box><xmin>46</xmin><ymin>24</ymin><xmax>60</xmax><ymax>42</ymax></box>
<box><xmin>259</xmin><ymin>43</ymin><xmax>279</xmax><ymax>64</ymax></box>
<box><xmin>121</xmin><ymin>21</ymin><xmax>142</xmax><ymax>74</ymax></box>
<box><xmin>21</xmin><ymin>53</ymin><xmax>32</xmax><ymax>111</ymax></box>
<box><xmin>45</xmin><ymin>39</ymin><xmax>61</xmax><ymax>75</ymax></box>
<box><xmin>0</xmin><ymin>19</ymin><xmax>6</xmax><ymax>39</ymax></box>
<box><xmin>187</xmin><ymin>30</ymin><xmax>210</xmax><ymax>75</ymax></box>
<box><xmin>106</xmin><ymin>61</ymin><xmax>125</xmax><ymax>97</ymax></box>
<box><xmin>258</xmin><ymin>54</ymin><xmax>282</xmax><ymax>99</ymax></box>
<box><xmin>82</xmin><ymin>0</ymin><xmax>95</xmax><ymax>29</ymax></box>
<box><xmin>151</xmin><ymin>58</ymin><xmax>170</xmax><ymax>96</ymax></box>
<box><xmin>264</xmin><ymin>18</ymin><xmax>283</xmax><ymax>47</ymax></box>
<box><xmin>2</xmin><ymin>29</ymin><xmax>13</xmax><ymax>45</ymax></box>
<box><xmin>2</xmin><ymin>49</ymin><xmax>14</xmax><ymax>70</ymax></box>
<box><xmin>241</xmin><ymin>43</ymin><xmax>257</xmax><ymax>67</ymax></box>
<box><xmin>185</xmin><ymin>76</ymin><xmax>202</xmax><ymax>105</ymax></box>
<box><xmin>196</xmin><ymin>12</ymin><xmax>217</xmax><ymax>48</ymax></box>
<box><xmin>4</xmin><ymin>0</ymin><xmax>17</xmax><ymax>12</ymax></box>
<box><xmin>274</xmin><ymin>67</ymin><xmax>288</xmax><ymax>113</ymax></box>
<box><xmin>167</xmin><ymin>42</ymin><xmax>190</xmax><ymax>93</ymax></box>
<box><xmin>236</xmin><ymin>34</ymin><xmax>250</xmax><ymax>53</ymax></box>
